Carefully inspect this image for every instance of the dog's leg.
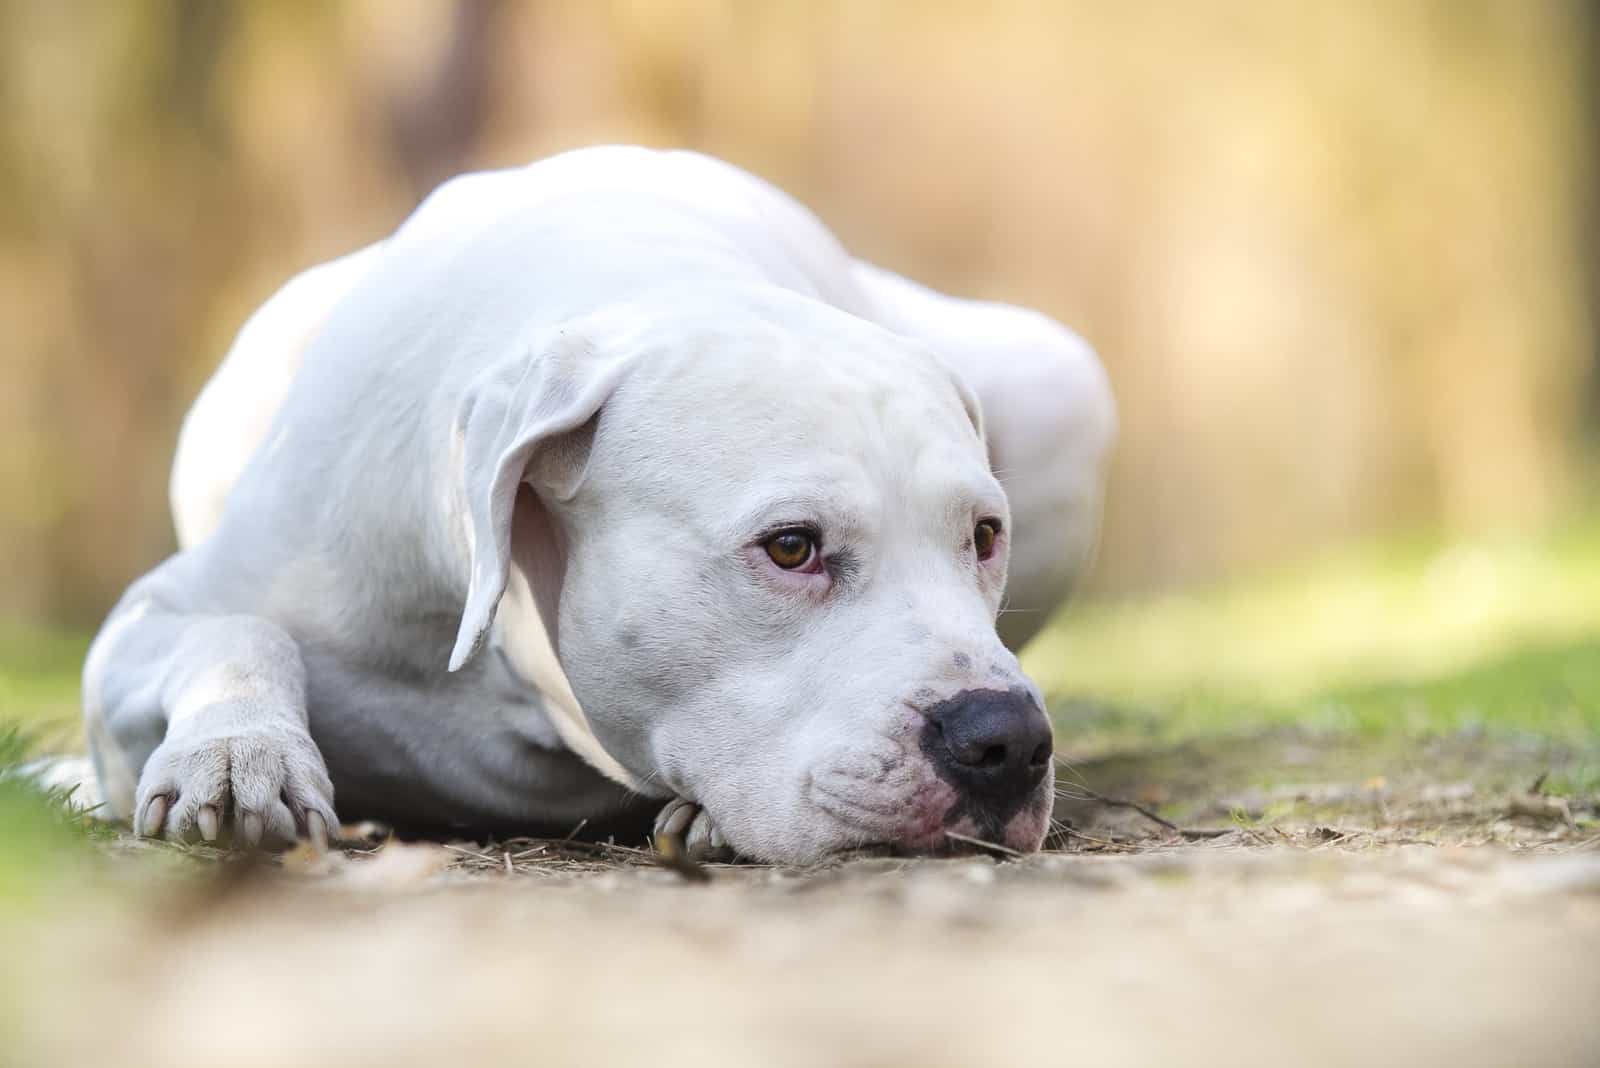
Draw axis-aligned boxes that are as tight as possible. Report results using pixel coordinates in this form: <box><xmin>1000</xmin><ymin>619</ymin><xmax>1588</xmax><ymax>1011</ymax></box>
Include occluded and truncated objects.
<box><xmin>84</xmin><ymin>581</ymin><xmax>336</xmax><ymax>849</ymax></box>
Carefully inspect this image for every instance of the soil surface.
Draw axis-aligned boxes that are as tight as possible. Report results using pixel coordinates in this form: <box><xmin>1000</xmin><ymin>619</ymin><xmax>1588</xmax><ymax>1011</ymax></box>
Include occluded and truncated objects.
<box><xmin>7</xmin><ymin>727</ymin><xmax>1599</xmax><ymax>1068</ymax></box>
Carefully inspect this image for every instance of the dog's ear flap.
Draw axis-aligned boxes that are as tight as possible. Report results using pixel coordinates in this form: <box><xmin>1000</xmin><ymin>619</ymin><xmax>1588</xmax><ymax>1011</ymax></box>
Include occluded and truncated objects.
<box><xmin>448</xmin><ymin>327</ymin><xmax>635</xmax><ymax>672</ymax></box>
<box><xmin>951</xmin><ymin>372</ymin><xmax>984</xmax><ymax>445</ymax></box>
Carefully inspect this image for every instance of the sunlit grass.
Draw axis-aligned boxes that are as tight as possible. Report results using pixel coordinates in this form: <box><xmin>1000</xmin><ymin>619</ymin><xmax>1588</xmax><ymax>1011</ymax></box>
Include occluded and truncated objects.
<box><xmin>0</xmin><ymin>628</ymin><xmax>95</xmax><ymax>909</ymax></box>
<box><xmin>0</xmin><ymin>727</ymin><xmax>103</xmax><ymax>907</ymax></box>
<box><xmin>0</xmin><ymin>624</ymin><xmax>86</xmax><ymax>743</ymax></box>
<box><xmin>1026</xmin><ymin>520</ymin><xmax>1600</xmax><ymax>748</ymax></box>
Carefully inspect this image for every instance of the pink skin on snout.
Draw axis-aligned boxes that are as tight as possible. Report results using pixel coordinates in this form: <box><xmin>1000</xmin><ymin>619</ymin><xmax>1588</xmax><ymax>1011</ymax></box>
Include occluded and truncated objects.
<box><xmin>807</xmin><ymin>702</ymin><xmax>1055</xmax><ymax>855</ymax></box>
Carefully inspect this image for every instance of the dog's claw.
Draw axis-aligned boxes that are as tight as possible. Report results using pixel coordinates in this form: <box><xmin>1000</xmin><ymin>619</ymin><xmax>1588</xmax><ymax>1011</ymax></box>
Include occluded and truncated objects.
<box><xmin>653</xmin><ymin>798</ymin><xmax>733</xmax><ymax>863</ymax></box>
<box><xmin>657</xmin><ymin>799</ymin><xmax>695</xmax><ymax>840</ymax></box>
<box><xmin>305</xmin><ymin>809</ymin><xmax>329</xmax><ymax>851</ymax></box>
<box><xmin>239</xmin><ymin>811</ymin><xmax>265</xmax><ymax>849</ymax></box>
<box><xmin>196</xmin><ymin>804</ymin><xmax>221</xmax><ymax>842</ymax></box>
<box><xmin>138</xmin><ymin>794</ymin><xmax>169</xmax><ymax>838</ymax></box>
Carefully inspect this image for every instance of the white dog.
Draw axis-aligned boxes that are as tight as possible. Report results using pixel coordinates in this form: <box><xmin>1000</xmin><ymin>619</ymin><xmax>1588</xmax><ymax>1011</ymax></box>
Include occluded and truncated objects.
<box><xmin>81</xmin><ymin>146</ymin><xmax>1114</xmax><ymax>864</ymax></box>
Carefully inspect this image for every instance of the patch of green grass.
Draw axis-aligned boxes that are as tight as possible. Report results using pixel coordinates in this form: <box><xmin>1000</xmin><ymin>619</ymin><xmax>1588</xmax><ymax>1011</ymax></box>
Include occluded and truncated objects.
<box><xmin>0</xmin><ymin>727</ymin><xmax>102</xmax><ymax>907</ymax></box>
<box><xmin>1331</xmin><ymin>638</ymin><xmax>1600</xmax><ymax>739</ymax></box>
<box><xmin>0</xmin><ymin>626</ymin><xmax>100</xmax><ymax>907</ymax></box>
<box><xmin>1027</xmin><ymin>519</ymin><xmax>1600</xmax><ymax>751</ymax></box>
<box><xmin>1542</xmin><ymin>767</ymin><xmax>1600</xmax><ymax>798</ymax></box>
<box><xmin>0</xmin><ymin>624</ymin><xmax>87</xmax><ymax>743</ymax></box>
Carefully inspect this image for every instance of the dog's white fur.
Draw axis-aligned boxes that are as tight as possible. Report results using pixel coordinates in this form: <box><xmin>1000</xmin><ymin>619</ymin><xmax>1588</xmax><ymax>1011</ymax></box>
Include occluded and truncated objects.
<box><xmin>84</xmin><ymin>146</ymin><xmax>1114</xmax><ymax>863</ymax></box>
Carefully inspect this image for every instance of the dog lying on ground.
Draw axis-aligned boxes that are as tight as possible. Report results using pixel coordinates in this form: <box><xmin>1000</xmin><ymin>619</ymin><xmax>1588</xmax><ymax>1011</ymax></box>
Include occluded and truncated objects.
<box><xmin>81</xmin><ymin>146</ymin><xmax>1115</xmax><ymax>864</ymax></box>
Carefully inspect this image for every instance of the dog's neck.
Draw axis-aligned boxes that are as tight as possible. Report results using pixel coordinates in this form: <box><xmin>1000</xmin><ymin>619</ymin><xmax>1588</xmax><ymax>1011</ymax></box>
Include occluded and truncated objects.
<box><xmin>491</xmin><ymin>558</ymin><xmax>651</xmax><ymax>793</ymax></box>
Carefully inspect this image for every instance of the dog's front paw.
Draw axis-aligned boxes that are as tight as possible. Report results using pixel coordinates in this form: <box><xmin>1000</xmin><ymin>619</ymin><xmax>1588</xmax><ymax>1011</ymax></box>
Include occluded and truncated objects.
<box><xmin>653</xmin><ymin>797</ymin><xmax>733</xmax><ymax>863</ymax></box>
<box><xmin>134</xmin><ymin>717</ymin><xmax>336</xmax><ymax>850</ymax></box>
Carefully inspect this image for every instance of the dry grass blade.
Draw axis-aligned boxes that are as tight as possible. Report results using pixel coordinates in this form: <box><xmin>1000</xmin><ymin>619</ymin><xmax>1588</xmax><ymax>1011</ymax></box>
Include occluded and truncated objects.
<box><xmin>426</xmin><ymin>835</ymin><xmax>661</xmax><ymax>878</ymax></box>
<box><xmin>944</xmin><ymin>830</ymin><xmax>1024</xmax><ymax>858</ymax></box>
<box><xmin>1055</xmin><ymin>766</ymin><xmax>1233</xmax><ymax>840</ymax></box>
<box><xmin>1053</xmin><ymin>825</ymin><xmax>1119</xmax><ymax>848</ymax></box>
<box><xmin>442</xmin><ymin>842</ymin><xmax>499</xmax><ymax>864</ymax></box>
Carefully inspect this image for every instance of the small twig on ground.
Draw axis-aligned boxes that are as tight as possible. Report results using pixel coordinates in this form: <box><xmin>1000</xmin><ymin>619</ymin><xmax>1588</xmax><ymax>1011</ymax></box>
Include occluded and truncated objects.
<box><xmin>1529</xmin><ymin>771</ymin><xmax>1549</xmax><ymax>796</ymax></box>
<box><xmin>1068</xmin><ymin>784</ymin><xmax>1232</xmax><ymax>840</ymax></box>
<box><xmin>944</xmin><ymin>830</ymin><xmax>1025</xmax><ymax>859</ymax></box>
<box><xmin>1561</xmin><ymin>833</ymin><xmax>1600</xmax><ymax>853</ymax></box>
<box><xmin>442</xmin><ymin>842</ymin><xmax>499</xmax><ymax>864</ymax></box>
<box><xmin>1084</xmin><ymin>788</ymin><xmax>1184</xmax><ymax>833</ymax></box>
<box><xmin>537</xmin><ymin>837</ymin><xmax>653</xmax><ymax>859</ymax></box>
<box><xmin>1053</xmin><ymin>825</ymin><xmax>1118</xmax><ymax>848</ymax></box>
<box><xmin>563</xmin><ymin>817</ymin><xmax>589</xmax><ymax>841</ymax></box>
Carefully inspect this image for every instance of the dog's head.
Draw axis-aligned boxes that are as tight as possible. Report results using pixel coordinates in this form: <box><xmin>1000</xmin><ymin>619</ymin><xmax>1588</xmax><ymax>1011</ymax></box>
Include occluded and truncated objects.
<box><xmin>450</xmin><ymin>287</ymin><xmax>1053</xmax><ymax>863</ymax></box>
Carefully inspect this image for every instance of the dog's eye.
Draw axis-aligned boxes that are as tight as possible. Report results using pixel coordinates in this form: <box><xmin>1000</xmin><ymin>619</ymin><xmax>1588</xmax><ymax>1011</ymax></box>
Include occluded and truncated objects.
<box><xmin>764</xmin><ymin>529</ymin><xmax>817</xmax><ymax>570</ymax></box>
<box><xmin>974</xmin><ymin>518</ymin><xmax>1002</xmax><ymax>561</ymax></box>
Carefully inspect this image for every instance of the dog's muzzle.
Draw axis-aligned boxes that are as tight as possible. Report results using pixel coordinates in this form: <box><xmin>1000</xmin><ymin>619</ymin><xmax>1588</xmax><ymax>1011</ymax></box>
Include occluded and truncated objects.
<box><xmin>920</xmin><ymin>688</ymin><xmax>1053</xmax><ymax>830</ymax></box>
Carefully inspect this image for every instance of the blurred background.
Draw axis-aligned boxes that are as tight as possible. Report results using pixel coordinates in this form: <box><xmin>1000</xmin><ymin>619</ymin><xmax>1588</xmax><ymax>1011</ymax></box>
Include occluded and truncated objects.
<box><xmin>4</xmin><ymin>11</ymin><xmax>1599</xmax><ymax>1057</ymax></box>
<box><xmin>0</xmin><ymin>0</ymin><xmax>1596</xmax><ymax>705</ymax></box>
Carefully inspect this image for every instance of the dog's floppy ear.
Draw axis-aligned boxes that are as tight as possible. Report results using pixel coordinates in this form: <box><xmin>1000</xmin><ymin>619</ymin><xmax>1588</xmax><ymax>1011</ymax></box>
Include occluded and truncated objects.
<box><xmin>950</xmin><ymin>370</ymin><xmax>984</xmax><ymax>446</ymax></box>
<box><xmin>448</xmin><ymin>324</ymin><xmax>636</xmax><ymax>672</ymax></box>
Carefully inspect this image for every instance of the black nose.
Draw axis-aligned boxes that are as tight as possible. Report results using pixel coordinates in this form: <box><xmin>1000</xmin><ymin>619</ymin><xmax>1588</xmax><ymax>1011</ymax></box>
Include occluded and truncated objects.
<box><xmin>922</xmin><ymin>688</ymin><xmax>1053</xmax><ymax>809</ymax></box>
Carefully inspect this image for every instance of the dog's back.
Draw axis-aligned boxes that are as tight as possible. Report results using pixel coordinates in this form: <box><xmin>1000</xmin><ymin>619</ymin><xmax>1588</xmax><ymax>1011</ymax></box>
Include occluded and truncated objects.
<box><xmin>170</xmin><ymin>247</ymin><xmax>383</xmax><ymax>549</ymax></box>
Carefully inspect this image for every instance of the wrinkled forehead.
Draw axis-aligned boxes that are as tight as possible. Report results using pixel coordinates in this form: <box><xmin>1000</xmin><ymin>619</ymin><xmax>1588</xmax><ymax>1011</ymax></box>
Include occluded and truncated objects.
<box><xmin>595</xmin><ymin>299</ymin><xmax>989</xmax><ymax>493</ymax></box>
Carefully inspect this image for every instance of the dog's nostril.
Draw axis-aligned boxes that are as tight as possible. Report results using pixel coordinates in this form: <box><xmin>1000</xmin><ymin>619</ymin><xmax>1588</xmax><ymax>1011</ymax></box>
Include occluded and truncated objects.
<box><xmin>923</xmin><ymin>688</ymin><xmax>1054</xmax><ymax>805</ymax></box>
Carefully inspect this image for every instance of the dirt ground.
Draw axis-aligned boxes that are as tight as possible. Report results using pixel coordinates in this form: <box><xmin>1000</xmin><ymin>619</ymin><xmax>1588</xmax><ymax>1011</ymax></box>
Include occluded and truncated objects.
<box><xmin>6</xmin><ymin>729</ymin><xmax>1598</xmax><ymax>1068</ymax></box>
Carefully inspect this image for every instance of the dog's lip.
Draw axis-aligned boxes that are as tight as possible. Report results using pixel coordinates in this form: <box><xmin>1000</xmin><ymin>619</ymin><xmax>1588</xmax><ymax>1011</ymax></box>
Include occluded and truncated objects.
<box><xmin>809</xmin><ymin>782</ymin><xmax>904</xmax><ymax>820</ymax></box>
<box><xmin>806</xmin><ymin>771</ymin><xmax>1053</xmax><ymax>858</ymax></box>
<box><xmin>806</xmin><ymin>780</ymin><xmax>949</xmax><ymax>850</ymax></box>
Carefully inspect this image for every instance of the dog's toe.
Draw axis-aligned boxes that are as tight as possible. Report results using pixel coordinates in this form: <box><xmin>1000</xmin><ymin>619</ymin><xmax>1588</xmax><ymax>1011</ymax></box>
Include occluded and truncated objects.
<box><xmin>653</xmin><ymin>798</ymin><xmax>732</xmax><ymax>863</ymax></box>
<box><xmin>132</xmin><ymin>721</ymin><xmax>337</xmax><ymax>851</ymax></box>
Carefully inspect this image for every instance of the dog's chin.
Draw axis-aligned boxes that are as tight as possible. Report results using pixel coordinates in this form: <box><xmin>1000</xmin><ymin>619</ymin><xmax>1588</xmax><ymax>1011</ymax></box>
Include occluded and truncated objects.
<box><xmin>793</xmin><ymin>777</ymin><xmax>1053</xmax><ymax>862</ymax></box>
<box><xmin>894</xmin><ymin>799</ymin><xmax>1052</xmax><ymax>857</ymax></box>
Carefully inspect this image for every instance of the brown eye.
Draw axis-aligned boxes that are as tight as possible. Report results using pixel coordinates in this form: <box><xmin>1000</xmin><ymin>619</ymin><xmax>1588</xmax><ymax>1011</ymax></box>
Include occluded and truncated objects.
<box><xmin>765</xmin><ymin>529</ymin><xmax>817</xmax><ymax>570</ymax></box>
<box><xmin>974</xmin><ymin>518</ymin><xmax>1001</xmax><ymax>561</ymax></box>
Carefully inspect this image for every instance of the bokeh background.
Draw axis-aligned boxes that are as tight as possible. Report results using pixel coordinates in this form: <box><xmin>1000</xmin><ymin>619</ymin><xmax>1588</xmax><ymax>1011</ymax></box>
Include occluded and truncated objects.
<box><xmin>5</xmin><ymin>13</ymin><xmax>1599</xmax><ymax>1060</ymax></box>
<box><xmin>1</xmin><ymin>1</ymin><xmax>1596</xmax><ymax>684</ymax></box>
